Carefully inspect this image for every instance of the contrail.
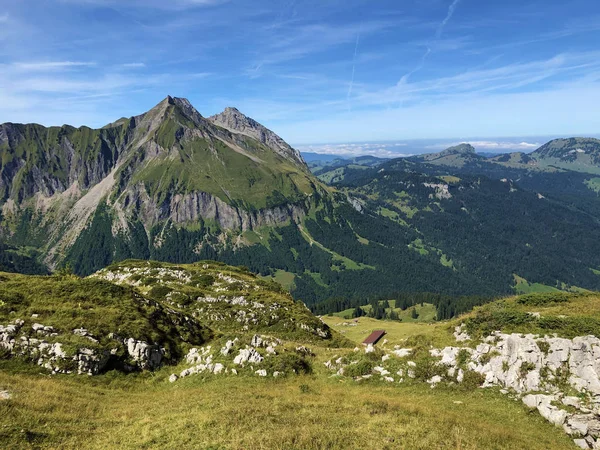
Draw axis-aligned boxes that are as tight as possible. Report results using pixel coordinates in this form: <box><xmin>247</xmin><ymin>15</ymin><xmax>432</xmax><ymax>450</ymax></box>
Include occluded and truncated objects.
<box><xmin>436</xmin><ymin>0</ymin><xmax>461</xmax><ymax>39</ymax></box>
<box><xmin>346</xmin><ymin>30</ymin><xmax>361</xmax><ymax>105</ymax></box>
<box><xmin>398</xmin><ymin>0</ymin><xmax>461</xmax><ymax>85</ymax></box>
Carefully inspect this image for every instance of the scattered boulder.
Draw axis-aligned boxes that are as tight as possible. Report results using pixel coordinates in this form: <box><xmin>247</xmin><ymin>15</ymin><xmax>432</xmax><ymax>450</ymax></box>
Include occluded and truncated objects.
<box><xmin>233</xmin><ymin>348</ymin><xmax>264</xmax><ymax>366</ymax></box>
<box><xmin>124</xmin><ymin>338</ymin><xmax>164</xmax><ymax>370</ymax></box>
<box><xmin>392</xmin><ymin>348</ymin><xmax>411</xmax><ymax>358</ymax></box>
<box><xmin>295</xmin><ymin>346</ymin><xmax>315</xmax><ymax>357</ymax></box>
<box><xmin>454</xmin><ymin>324</ymin><xmax>471</xmax><ymax>342</ymax></box>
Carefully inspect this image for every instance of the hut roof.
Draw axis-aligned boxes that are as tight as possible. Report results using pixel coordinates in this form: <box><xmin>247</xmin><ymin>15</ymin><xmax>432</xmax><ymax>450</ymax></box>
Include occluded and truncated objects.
<box><xmin>362</xmin><ymin>330</ymin><xmax>386</xmax><ymax>345</ymax></box>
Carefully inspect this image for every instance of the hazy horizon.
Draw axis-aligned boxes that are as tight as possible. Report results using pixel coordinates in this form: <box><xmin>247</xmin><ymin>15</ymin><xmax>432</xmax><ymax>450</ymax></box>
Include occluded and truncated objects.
<box><xmin>296</xmin><ymin>134</ymin><xmax>600</xmax><ymax>158</ymax></box>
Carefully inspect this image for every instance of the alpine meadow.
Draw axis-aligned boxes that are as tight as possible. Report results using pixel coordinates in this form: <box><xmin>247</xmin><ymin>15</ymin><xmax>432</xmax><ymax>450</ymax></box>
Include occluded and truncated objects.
<box><xmin>2</xmin><ymin>1</ymin><xmax>600</xmax><ymax>449</ymax></box>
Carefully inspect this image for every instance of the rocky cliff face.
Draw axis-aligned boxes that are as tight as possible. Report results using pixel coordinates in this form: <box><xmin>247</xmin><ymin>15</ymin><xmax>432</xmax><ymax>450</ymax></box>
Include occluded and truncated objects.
<box><xmin>115</xmin><ymin>184</ymin><xmax>309</xmax><ymax>232</ymax></box>
<box><xmin>209</xmin><ymin>107</ymin><xmax>306</xmax><ymax>167</ymax></box>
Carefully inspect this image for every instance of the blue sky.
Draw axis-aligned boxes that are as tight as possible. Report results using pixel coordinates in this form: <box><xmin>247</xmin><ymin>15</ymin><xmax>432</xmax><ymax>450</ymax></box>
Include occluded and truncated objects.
<box><xmin>1</xmin><ymin>0</ymin><xmax>600</xmax><ymax>155</ymax></box>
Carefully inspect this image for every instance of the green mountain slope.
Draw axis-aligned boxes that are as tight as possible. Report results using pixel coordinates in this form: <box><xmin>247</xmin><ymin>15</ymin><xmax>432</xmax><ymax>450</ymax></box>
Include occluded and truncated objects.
<box><xmin>0</xmin><ymin>98</ymin><xmax>514</xmax><ymax>313</ymax></box>
<box><xmin>410</xmin><ymin>143</ymin><xmax>487</xmax><ymax>167</ymax></box>
<box><xmin>5</xmin><ymin>99</ymin><xmax>600</xmax><ymax>317</ymax></box>
<box><xmin>332</xmin><ymin>156</ymin><xmax>600</xmax><ymax>306</ymax></box>
<box><xmin>0</xmin><ymin>97</ymin><xmax>320</xmax><ymax>272</ymax></box>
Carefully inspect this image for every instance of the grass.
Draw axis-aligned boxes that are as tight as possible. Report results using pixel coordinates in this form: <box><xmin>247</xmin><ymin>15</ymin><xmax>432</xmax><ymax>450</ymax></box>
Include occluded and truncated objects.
<box><xmin>0</xmin><ymin>361</ymin><xmax>576</xmax><ymax>450</ymax></box>
<box><xmin>439</xmin><ymin>175</ymin><xmax>461</xmax><ymax>184</ymax></box>
<box><xmin>463</xmin><ymin>291</ymin><xmax>600</xmax><ymax>339</ymax></box>
<box><xmin>321</xmin><ymin>314</ymin><xmax>456</xmax><ymax>349</ymax></box>
<box><xmin>93</xmin><ymin>260</ymin><xmax>345</xmax><ymax>345</ymax></box>
<box><xmin>132</xmin><ymin>117</ymin><xmax>316</xmax><ymax>210</ymax></box>
<box><xmin>2</xmin><ymin>279</ymin><xmax>592</xmax><ymax>449</ymax></box>
<box><xmin>0</xmin><ymin>271</ymin><xmax>210</xmax><ymax>361</ymax></box>
<box><xmin>584</xmin><ymin>177</ymin><xmax>600</xmax><ymax>194</ymax></box>
<box><xmin>513</xmin><ymin>274</ymin><xmax>561</xmax><ymax>294</ymax></box>
<box><xmin>264</xmin><ymin>269</ymin><xmax>296</xmax><ymax>290</ymax></box>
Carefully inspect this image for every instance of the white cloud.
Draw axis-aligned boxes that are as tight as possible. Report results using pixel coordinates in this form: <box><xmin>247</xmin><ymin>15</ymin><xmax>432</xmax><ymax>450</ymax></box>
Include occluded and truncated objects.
<box><xmin>12</xmin><ymin>61</ymin><xmax>96</xmax><ymax>71</ymax></box>
<box><xmin>297</xmin><ymin>142</ymin><xmax>410</xmax><ymax>158</ymax></box>
<box><xmin>425</xmin><ymin>141</ymin><xmax>541</xmax><ymax>151</ymax></box>
<box><xmin>120</xmin><ymin>62</ymin><xmax>146</xmax><ymax>68</ymax></box>
<box><xmin>0</xmin><ymin>14</ymin><xmax>8</xmax><ymax>23</ymax></box>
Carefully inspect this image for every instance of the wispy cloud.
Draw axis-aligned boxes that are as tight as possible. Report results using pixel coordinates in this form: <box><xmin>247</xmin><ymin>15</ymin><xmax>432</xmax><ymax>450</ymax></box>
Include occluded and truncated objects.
<box><xmin>250</xmin><ymin>20</ymin><xmax>394</xmax><ymax>76</ymax></box>
<box><xmin>12</xmin><ymin>61</ymin><xmax>96</xmax><ymax>71</ymax></box>
<box><xmin>1</xmin><ymin>0</ymin><xmax>600</xmax><ymax>143</ymax></box>
<box><xmin>60</xmin><ymin>0</ymin><xmax>230</xmax><ymax>10</ymax></box>
<box><xmin>360</xmin><ymin>51</ymin><xmax>600</xmax><ymax>108</ymax></box>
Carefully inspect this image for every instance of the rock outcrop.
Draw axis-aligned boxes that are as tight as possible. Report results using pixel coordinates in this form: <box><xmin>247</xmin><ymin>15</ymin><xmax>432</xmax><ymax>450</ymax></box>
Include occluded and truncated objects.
<box><xmin>208</xmin><ymin>107</ymin><xmax>306</xmax><ymax>167</ymax></box>
<box><xmin>1</xmin><ymin>319</ymin><xmax>170</xmax><ymax>375</ymax></box>
<box><xmin>119</xmin><ymin>186</ymin><xmax>308</xmax><ymax>232</ymax></box>
<box><xmin>324</xmin><ymin>327</ymin><xmax>600</xmax><ymax>448</ymax></box>
<box><xmin>169</xmin><ymin>335</ymin><xmax>314</xmax><ymax>382</ymax></box>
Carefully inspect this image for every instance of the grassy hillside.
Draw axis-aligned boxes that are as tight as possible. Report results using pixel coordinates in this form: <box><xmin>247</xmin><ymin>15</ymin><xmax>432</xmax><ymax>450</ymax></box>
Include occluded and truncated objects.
<box><xmin>0</xmin><ymin>365</ymin><xmax>574</xmax><ymax>449</ymax></box>
<box><xmin>2</xmin><ymin>288</ymin><xmax>589</xmax><ymax>449</ymax></box>
<box><xmin>91</xmin><ymin>259</ymin><xmax>341</xmax><ymax>344</ymax></box>
<box><xmin>0</xmin><ymin>270</ymin><xmax>211</xmax><ymax>368</ymax></box>
<box><xmin>462</xmin><ymin>291</ymin><xmax>600</xmax><ymax>340</ymax></box>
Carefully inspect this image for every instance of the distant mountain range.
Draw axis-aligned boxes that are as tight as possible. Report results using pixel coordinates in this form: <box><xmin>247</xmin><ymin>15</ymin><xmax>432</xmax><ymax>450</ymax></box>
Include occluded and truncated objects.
<box><xmin>410</xmin><ymin>137</ymin><xmax>600</xmax><ymax>173</ymax></box>
<box><xmin>2</xmin><ymin>97</ymin><xmax>600</xmax><ymax>315</ymax></box>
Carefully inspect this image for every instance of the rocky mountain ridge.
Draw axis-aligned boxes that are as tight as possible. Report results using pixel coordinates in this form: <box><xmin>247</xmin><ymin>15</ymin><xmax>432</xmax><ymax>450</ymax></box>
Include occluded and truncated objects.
<box><xmin>0</xmin><ymin>96</ymin><xmax>319</xmax><ymax>273</ymax></box>
<box><xmin>208</xmin><ymin>106</ymin><xmax>306</xmax><ymax>167</ymax></box>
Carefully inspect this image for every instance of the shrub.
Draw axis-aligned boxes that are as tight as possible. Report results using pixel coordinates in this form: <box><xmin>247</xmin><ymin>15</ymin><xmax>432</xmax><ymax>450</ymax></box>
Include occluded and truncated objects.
<box><xmin>148</xmin><ymin>285</ymin><xmax>172</xmax><ymax>300</ymax></box>
<box><xmin>516</xmin><ymin>292</ymin><xmax>573</xmax><ymax>306</ymax></box>
<box><xmin>189</xmin><ymin>274</ymin><xmax>215</xmax><ymax>288</ymax></box>
<box><xmin>456</xmin><ymin>349</ymin><xmax>470</xmax><ymax>369</ymax></box>
<box><xmin>262</xmin><ymin>353</ymin><xmax>312</xmax><ymax>375</ymax></box>
<box><xmin>460</xmin><ymin>370</ymin><xmax>485</xmax><ymax>390</ymax></box>
<box><xmin>537</xmin><ymin>340</ymin><xmax>550</xmax><ymax>355</ymax></box>
<box><xmin>465</xmin><ymin>309</ymin><xmax>534</xmax><ymax>337</ymax></box>
<box><xmin>520</xmin><ymin>362</ymin><xmax>536</xmax><ymax>378</ymax></box>
<box><xmin>344</xmin><ymin>359</ymin><xmax>375</xmax><ymax>377</ymax></box>
<box><xmin>480</xmin><ymin>350</ymin><xmax>499</xmax><ymax>365</ymax></box>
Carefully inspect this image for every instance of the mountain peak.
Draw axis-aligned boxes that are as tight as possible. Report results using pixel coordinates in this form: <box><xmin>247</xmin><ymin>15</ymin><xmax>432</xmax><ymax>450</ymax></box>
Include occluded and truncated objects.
<box><xmin>441</xmin><ymin>143</ymin><xmax>476</xmax><ymax>155</ymax></box>
<box><xmin>208</xmin><ymin>107</ymin><xmax>306</xmax><ymax>167</ymax></box>
<box><xmin>136</xmin><ymin>96</ymin><xmax>204</xmax><ymax>132</ymax></box>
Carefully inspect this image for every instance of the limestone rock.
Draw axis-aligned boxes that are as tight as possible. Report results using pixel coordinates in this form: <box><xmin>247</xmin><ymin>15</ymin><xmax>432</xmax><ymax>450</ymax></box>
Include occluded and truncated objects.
<box><xmin>124</xmin><ymin>338</ymin><xmax>164</xmax><ymax>370</ymax></box>
<box><xmin>233</xmin><ymin>348</ymin><xmax>264</xmax><ymax>366</ymax></box>
<box><xmin>392</xmin><ymin>348</ymin><xmax>411</xmax><ymax>358</ymax></box>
